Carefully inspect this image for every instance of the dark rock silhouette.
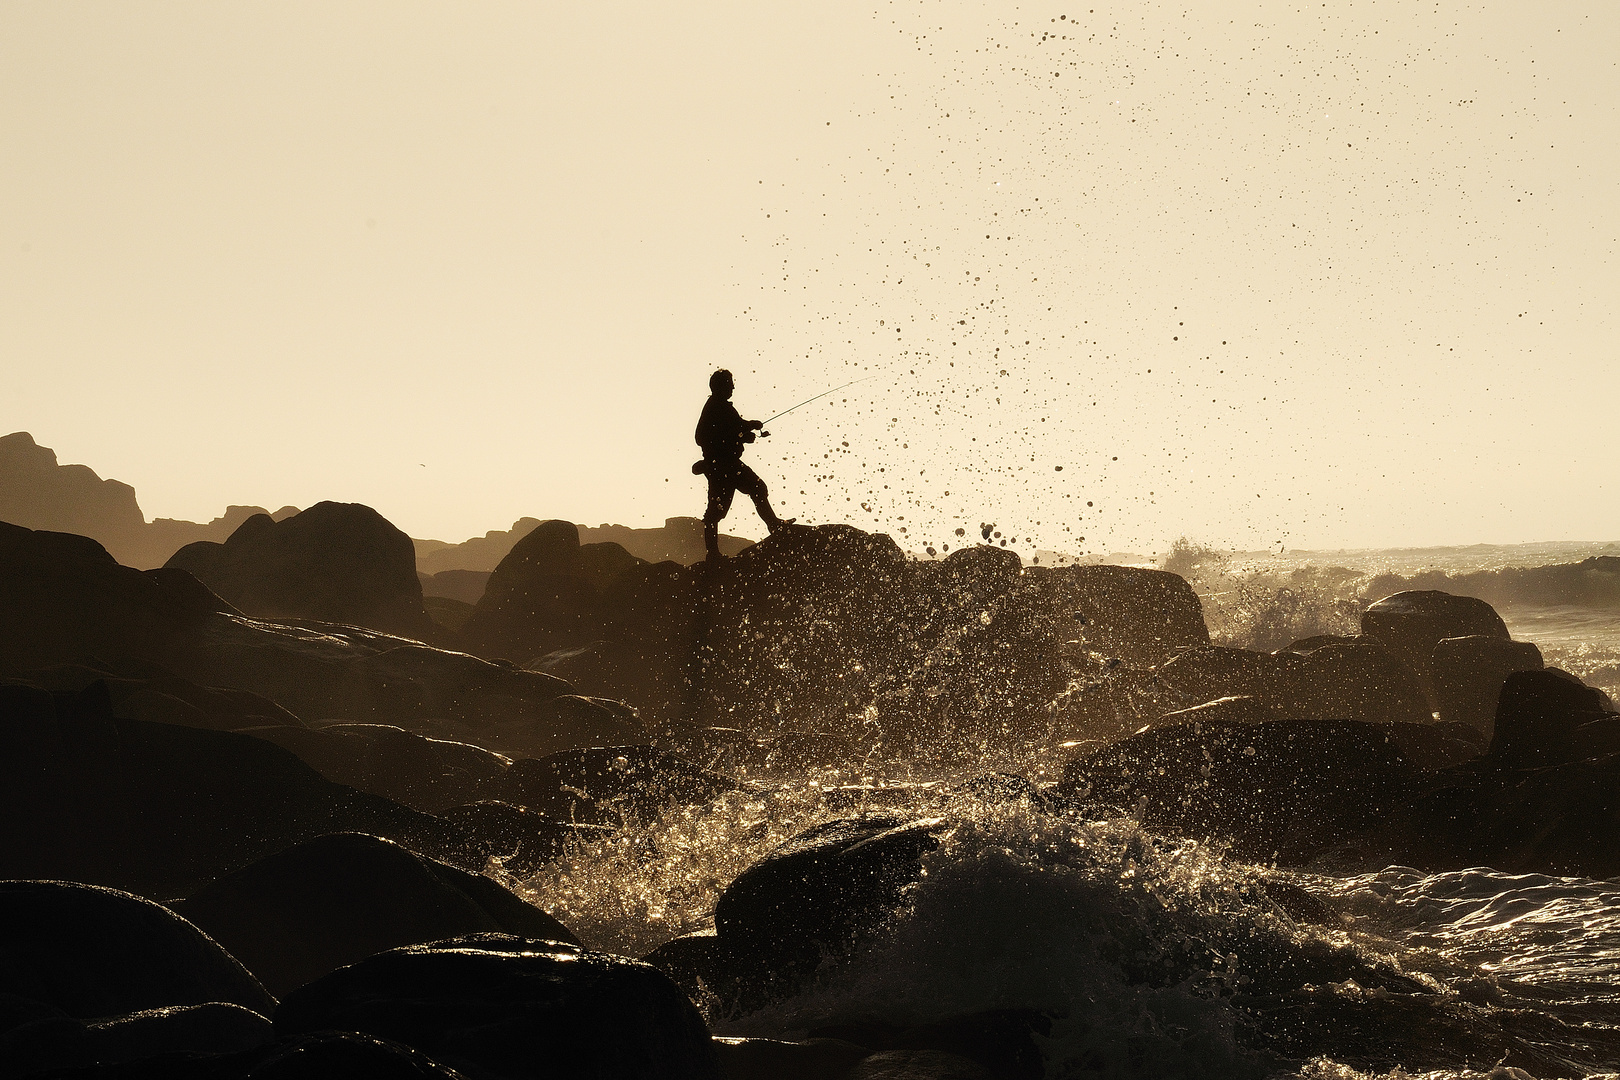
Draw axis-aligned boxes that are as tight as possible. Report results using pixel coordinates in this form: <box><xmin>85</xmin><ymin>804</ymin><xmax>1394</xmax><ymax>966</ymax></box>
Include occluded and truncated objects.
<box><xmin>0</xmin><ymin>1002</ymin><xmax>274</xmax><ymax>1077</ymax></box>
<box><xmin>0</xmin><ymin>880</ymin><xmax>275</xmax><ymax>1018</ymax></box>
<box><xmin>0</xmin><ymin>522</ymin><xmax>632</xmax><ymax>758</ymax></box>
<box><xmin>471</xmin><ymin>524</ymin><xmax>1094</xmax><ymax>755</ymax></box>
<box><xmin>1056</xmin><ymin>718</ymin><xmax>1421</xmax><ymax>863</ymax></box>
<box><xmin>810</xmin><ymin>1012</ymin><xmax>1053</xmax><ymax>1080</ymax></box>
<box><xmin>275</xmin><ymin>935</ymin><xmax>719</xmax><ymax>1080</ymax></box>
<box><xmin>647</xmin><ymin>814</ymin><xmax>943</xmax><ymax>1010</ymax></box>
<box><xmin>0</xmin><ymin>520</ymin><xmax>235</xmax><ymax>676</ymax></box>
<box><xmin>1432</xmin><ymin>635</ymin><xmax>1544</xmax><ymax>735</ymax></box>
<box><xmin>1361</xmin><ymin>590</ymin><xmax>1511</xmax><ymax>709</ymax></box>
<box><xmin>171</xmin><ymin>834</ymin><xmax>577</xmax><ymax>999</ymax></box>
<box><xmin>1487</xmin><ymin>668</ymin><xmax>1620</xmax><ymax>768</ymax></box>
<box><xmin>0</xmin><ymin>681</ymin><xmax>465</xmax><ymax>897</ymax></box>
<box><xmin>1364</xmin><ymin>555</ymin><xmax>1620</xmax><ymax>613</ymax></box>
<box><xmin>248</xmin><ymin>725</ymin><xmax>508</xmax><ymax>814</ymax></box>
<box><xmin>1037</xmin><ymin>563</ymin><xmax>1209</xmax><ymax>668</ymax></box>
<box><xmin>415</xmin><ymin>516</ymin><xmax>750</xmax><ymax>575</ymax></box>
<box><xmin>167</xmin><ymin>502</ymin><xmax>434</xmax><ymax>640</ymax></box>
<box><xmin>463</xmin><ymin>520</ymin><xmax>651</xmax><ymax>659</ymax></box>
<box><xmin>1380</xmin><ymin>749</ymin><xmax>1620</xmax><ymax>879</ymax></box>
<box><xmin>1155</xmin><ymin>641</ymin><xmax>1430</xmax><ymax>727</ymax></box>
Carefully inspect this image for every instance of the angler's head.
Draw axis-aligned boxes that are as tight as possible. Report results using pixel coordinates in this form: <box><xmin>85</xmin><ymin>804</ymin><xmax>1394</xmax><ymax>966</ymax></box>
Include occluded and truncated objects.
<box><xmin>710</xmin><ymin>369</ymin><xmax>734</xmax><ymax>399</ymax></box>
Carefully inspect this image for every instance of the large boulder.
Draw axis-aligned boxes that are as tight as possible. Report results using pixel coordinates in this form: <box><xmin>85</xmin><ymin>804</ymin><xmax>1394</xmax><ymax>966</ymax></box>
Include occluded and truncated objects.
<box><xmin>1380</xmin><ymin>751</ymin><xmax>1620</xmax><ymax>878</ymax></box>
<box><xmin>0</xmin><ymin>524</ymin><xmax>597</xmax><ymax>751</ymax></box>
<box><xmin>0</xmin><ymin>521</ymin><xmax>232</xmax><ymax>677</ymax></box>
<box><xmin>463</xmin><ymin>520</ymin><xmax>649</xmax><ymax>659</ymax></box>
<box><xmin>172</xmin><ymin>834</ymin><xmax>577</xmax><ymax>999</ymax></box>
<box><xmin>0</xmin><ymin>1002</ymin><xmax>274</xmax><ymax>1077</ymax></box>
<box><xmin>1361</xmin><ymin>591</ymin><xmax>1510</xmax><ymax>690</ymax></box>
<box><xmin>275</xmin><ymin>935</ymin><xmax>719</xmax><ymax>1080</ymax></box>
<box><xmin>167</xmin><ymin>502</ymin><xmax>434</xmax><ymax>640</ymax></box>
<box><xmin>1056</xmin><ymin>718</ymin><xmax>1421</xmax><ymax>863</ymax></box>
<box><xmin>645</xmin><ymin>814</ymin><xmax>943</xmax><ymax>1010</ymax></box>
<box><xmin>0</xmin><ymin>880</ymin><xmax>274</xmax><ymax>1018</ymax></box>
<box><xmin>1157</xmin><ymin>642</ymin><xmax>1430</xmax><ymax>727</ymax></box>
<box><xmin>1038</xmin><ymin>563</ymin><xmax>1210</xmax><ymax>668</ymax></box>
<box><xmin>1487</xmin><ymin>669</ymin><xmax>1620</xmax><ymax>768</ymax></box>
<box><xmin>1432</xmin><ymin>636</ymin><xmax>1544</xmax><ymax>735</ymax></box>
<box><xmin>249</xmin><ymin>725</ymin><xmax>509</xmax><ymax>814</ymax></box>
<box><xmin>0</xmin><ymin>681</ymin><xmax>464</xmax><ymax>897</ymax></box>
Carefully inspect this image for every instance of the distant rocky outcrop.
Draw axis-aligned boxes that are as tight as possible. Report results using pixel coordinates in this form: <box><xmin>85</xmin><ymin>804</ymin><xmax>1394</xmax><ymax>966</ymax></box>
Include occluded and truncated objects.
<box><xmin>0</xmin><ymin>431</ymin><xmax>298</xmax><ymax>568</ymax></box>
<box><xmin>416</xmin><ymin>516</ymin><xmax>751</xmax><ymax>575</ymax></box>
<box><xmin>167</xmin><ymin>501</ymin><xmax>435</xmax><ymax>640</ymax></box>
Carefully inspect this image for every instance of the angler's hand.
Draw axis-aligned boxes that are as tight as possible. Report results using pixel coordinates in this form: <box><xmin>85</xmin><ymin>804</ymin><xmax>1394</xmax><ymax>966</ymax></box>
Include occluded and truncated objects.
<box><xmin>747</xmin><ymin>419</ymin><xmax>764</xmax><ymax>430</ymax></box>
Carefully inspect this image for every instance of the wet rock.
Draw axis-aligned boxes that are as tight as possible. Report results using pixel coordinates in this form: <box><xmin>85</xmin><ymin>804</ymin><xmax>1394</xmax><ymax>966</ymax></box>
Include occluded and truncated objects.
<box><xmin>1361</xmin><ymin>591</ymin><xmax>1510</xmax><ymax>695</ymax></box>
<box><xmin>710</xmin><ymin>1036</ymin><xmax>871</xmax><ymax>1080</ymax></box>
<box><xmin>1156</xmin><ymin>695</ymin><xmax>1279</xmax><ymax>727</ymax></box>
<box><xmin>1488</xmin><ymin>668</ymin><xmax>1620</xmax><ymax>768</ymax></box>
<box><xmin>21</xmin><ymin>661</ymin><xmax>307</xmax><ymax>733</ymax></box>
<box><xmin>0</xmin><ymin>681</ymin><xmax>461</xmax><ymax>897</ymax></box>
<box><xmin>1042</xmin><ymin>564</ymin><xmax>1210</xmax><ymax>668</ymax></box>
<box><xmin>1388</xmin><ymin>721</ymin><xmax>1488</xmax><ymax>770</ymax></box>
<box><xmin>0</xmin><ymin>880</ymin><xmax>274</xmax><ymax>1019</ymax></box>
<box><xmin>711</xmin><ymin>814</ymin><xmax>943</xmax><ymax>989</ymax></box>
<box><xmin>166</xmin><ymin>502</ymin><xmax>434</xmax><ymax>640</ymax></box>
<box><xmin>1057</xmin><ymin>718</ymin><xmax>1420</xmax><ymax>863</ymax></box>
<box><xmin>0</xmin><ymin>522</ymin><xmax>232</xmax><ymax>677</ymax></box>
<box><xmin>462</xmin><ymin>520</ymin><xmax>650</xmax><ymax>658</ymax></box>
<box><xmin>481</xmin><ymin>745</ymin><xmax>741</xmax><ymax>825</ymax></box>
<box><xmin>249</xmin><ymin>725</ymin><xmax>508</xmax><ymax>814</ymax></box>
<box><xmin>810</xmin><ymin>1010</ymin><xmax>1052</xmax><ymax>1080</ymax></box>
<box><xmin>1157</xmin><ymin>646</ymin><xmax>1307</xmax><ymax>714</ymax></box>
<box><xmin>1295</xmin><ymin>641</ymin><xmax>1432</xmax><ymax>725</ymax></box>
<box><xmin>434</xmin><ymin>801</ymin><xmax>602</xmax><ymax>876</ymax></box>
<box><xmin>275</xmin><ymin>935</ymin><xmax>718</xmax><ymax>1080</ymax></box>
<box><xmin>1392</xmin><ymin>752</ymin><xmax>1620</xmax><ymax>878</ymax></box>
<box><xmin>848</xmin><ymin>1049</ymin><xmax>997</xmax><ymax>1080</ymax></box>
<box><xmin>1432</xmin><ymin>636</ymin><xmax>1545</xmax><ymax>735</ymax></box>
<box><xmin>171</xmin><ymin>833</ymin><xmax>577</xmax><ymax>999</ymax></box>
<box><xmin>1158</xmin><ymin>643</ymin><xmax>1429</xmax><ymax>726</ymax></box>
<box><xmin>0</xmin><ymin>1002</ymin><xmax>274</xmax><ymax>1076</ymax></box>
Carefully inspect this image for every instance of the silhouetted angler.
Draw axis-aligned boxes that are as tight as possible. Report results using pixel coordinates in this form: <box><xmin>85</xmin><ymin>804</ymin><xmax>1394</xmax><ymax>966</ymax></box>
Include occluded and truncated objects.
<box><xmin>694</xmin><ymin>370</ymin><xmax>792</xmax><ymax>557</ymax></box>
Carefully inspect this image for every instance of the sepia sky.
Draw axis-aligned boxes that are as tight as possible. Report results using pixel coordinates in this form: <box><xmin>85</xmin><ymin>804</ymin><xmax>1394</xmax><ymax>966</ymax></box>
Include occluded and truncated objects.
<box><xmin>4</xmin><ymin>2</ymin><xmax>1615</xmax><ymax>554</ymax></box>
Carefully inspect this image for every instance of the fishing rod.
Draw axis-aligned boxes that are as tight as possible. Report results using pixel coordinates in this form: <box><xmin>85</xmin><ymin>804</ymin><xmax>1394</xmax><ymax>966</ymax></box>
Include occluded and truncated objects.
<box><xmin>756</xmin><ymin>375</ymin><xmax>879</xmax><ymax>435</ymax></box>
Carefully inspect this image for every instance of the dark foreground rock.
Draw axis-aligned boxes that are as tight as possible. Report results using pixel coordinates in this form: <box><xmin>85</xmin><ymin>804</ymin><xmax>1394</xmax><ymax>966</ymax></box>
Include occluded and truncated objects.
<box><xmin>275</xmin><ymin>935</ymin><xmax>719</xmax><ymax>1080</ymax></box>
<box><xmin>469</xmin><ymin>524</ymin><xmax>1175</xmax><ymax>755</ymax></box>
<box><xmin>248</xmin><ymin>724</ymin><xmax>509</xmax><ymax>814</ymax></box>
<box><xmin>166</xmin><ymin>502</ymin><xmax>435</xmax><ymax>640</ymax></box>
<box><xmin>0</xmin><ymin>522</ymin><xmax>640</xmax><ymax>758</ymax></box>
<box><xmin>0</xmin><ymin>880</ymin><xmax>274</xmax><ymax>1019</ymax></box>
<box><xmin>172</xmin><ymin>834</ymin><xmax>577</xmax><ymax>999</ymax></box>
<box><xmin>0</xmin><ymin>681</ymin><xmax>464</xmax><ymax>897</ymax></box>
<box><xmin>0</xmin><ymin>1002</ymin><xmax>274</xmax><ymax>1077</ymax></box>
<box><xmin>645</xmin><ymin>814</ymin><xmax>943</xmax><ymax>1011</ymax></box>
<box><xmin>1056</xmin><ymin>718</ymin><xmax>1422</xmax><ymax>863</ymax></box>
<box><xmin>1487</xmin><ymin>668</ymin><xmax>1620</xmax><ymax>767</ymax></box>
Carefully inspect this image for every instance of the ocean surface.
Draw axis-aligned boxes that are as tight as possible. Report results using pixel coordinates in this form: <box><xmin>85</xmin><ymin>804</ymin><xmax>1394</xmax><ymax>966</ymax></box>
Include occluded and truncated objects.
<box><xmin>514</xmin><ymin>542</ymin><xmax>1620</xmax><ymax>1079</ymax></box>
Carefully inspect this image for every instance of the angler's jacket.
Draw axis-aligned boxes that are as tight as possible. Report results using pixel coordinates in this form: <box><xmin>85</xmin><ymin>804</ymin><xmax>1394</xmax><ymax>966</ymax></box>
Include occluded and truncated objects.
<box><xmin>695</xmin><ymin>396</ymin><xmax>751</xmax><ymax>462</ymax></box>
